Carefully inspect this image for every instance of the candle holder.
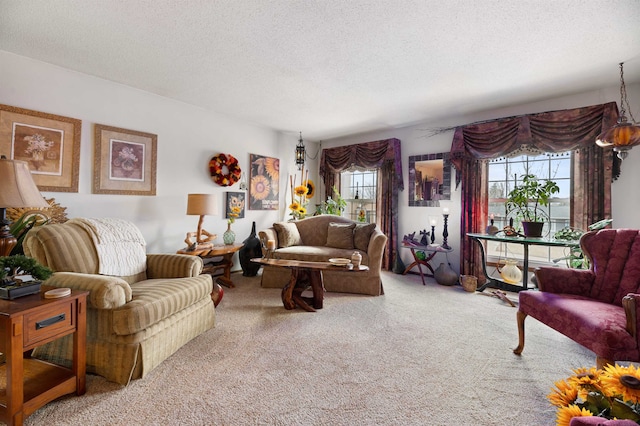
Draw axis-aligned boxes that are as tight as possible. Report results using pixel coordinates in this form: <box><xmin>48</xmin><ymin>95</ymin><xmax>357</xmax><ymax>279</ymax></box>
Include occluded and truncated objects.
<box><xmin>442</xmin><ymin>212</ymin><xmax>451</xmax><ymax>249</ymax></box>
<box><xmin>263</xmin><ymin>239</ymin><xmax>276</xmax><ymax>259</ymax></box>
<box><xmin>486</xmin><ymin>216</ymin><xmax>499</xmax><ymax>235</ymax></box>
<box><xmin>429</xmin><ymin>216</ymin><xmax>438</xmax><ymax>245</ymax></box>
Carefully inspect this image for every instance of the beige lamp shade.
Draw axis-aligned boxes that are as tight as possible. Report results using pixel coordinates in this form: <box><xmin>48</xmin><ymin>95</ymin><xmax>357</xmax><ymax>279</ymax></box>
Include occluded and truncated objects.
<box><xmin>186</xmin><ymin>194</ymin><xmax>218</xmax><ymax>216</ymax></box>
<box><xmin>0</xmin><ymin>157</ymin><xmax>48</xmax><ymax>209</ymax></box>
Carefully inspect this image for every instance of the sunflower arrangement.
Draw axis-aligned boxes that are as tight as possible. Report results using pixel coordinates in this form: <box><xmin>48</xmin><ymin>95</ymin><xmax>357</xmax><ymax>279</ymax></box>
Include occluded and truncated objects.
<box><xmin>548</xmin><ymin>364</ymin><xmax>640</xmax><ymax>425</ymax></box>
<box><xmin>227</xmin><ymin>206</ymin><xmax>241</xmax><ymax>225</ymax></box>
<box><xmin>289</xmin><ymin>169</ymin><xmax>313</xmax><ymax>220</ymax></box>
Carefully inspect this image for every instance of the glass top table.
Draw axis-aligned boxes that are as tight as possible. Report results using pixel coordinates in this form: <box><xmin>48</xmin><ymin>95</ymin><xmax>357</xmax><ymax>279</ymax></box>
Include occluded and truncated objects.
<box><xmin>466</xmin><ymin>233</ymin><xmax>579</xmax><ymax>292</ymax></box>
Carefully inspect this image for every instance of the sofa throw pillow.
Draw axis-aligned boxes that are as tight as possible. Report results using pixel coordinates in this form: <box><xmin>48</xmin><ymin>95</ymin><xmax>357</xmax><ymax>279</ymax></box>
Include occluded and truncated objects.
<box><xmin>326</xmin><ymin>222</ymin><xmax>356</xmax><ymax>249</ymax></box>
<box><xmin>273</xmin><ymin>222</ymin><xmax>303</xmax><ymax>248</ymax></box>
<box><xmin>354</xmin><ymin>223</ymin><xmax>376</xmax><ymax>251</ymax></box>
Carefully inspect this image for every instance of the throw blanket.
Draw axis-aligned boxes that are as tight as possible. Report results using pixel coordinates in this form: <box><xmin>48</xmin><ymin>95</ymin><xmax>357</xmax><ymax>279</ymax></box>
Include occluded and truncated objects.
<box><xmin>69</xmin><ymin>218</ymin><xmax>147</xmax><ymax>276</ymax></box>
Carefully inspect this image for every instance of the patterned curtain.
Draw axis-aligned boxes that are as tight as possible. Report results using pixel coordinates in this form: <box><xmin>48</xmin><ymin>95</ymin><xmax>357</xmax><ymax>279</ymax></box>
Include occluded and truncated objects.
<box><xmin>449</xmin><ymin>102</ymin><xmax>619</xmax><ymax>280</ymax></box>
<box><xmin>319</xmin><ymin>138</ymin><xmax>403</xmax><ymax>270</ymax></box>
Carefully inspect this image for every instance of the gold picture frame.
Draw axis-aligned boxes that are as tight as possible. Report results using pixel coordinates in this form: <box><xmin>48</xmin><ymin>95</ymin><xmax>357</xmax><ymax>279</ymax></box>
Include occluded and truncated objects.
<box><xmin>93</xmin><ymin>124</ymin><xmax>157</xmax><ymax>196</ymax></box>
<box><xmin>0</xmin><ymin>103</ymin><xmax>81</xmax><ymax>192</ymax></box>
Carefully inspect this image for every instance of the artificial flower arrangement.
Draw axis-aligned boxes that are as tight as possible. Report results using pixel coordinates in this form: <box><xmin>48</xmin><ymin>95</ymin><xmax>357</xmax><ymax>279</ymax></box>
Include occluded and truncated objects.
<box><xmin>548</xmin><ymin>364</ymin><xmax>640</xmax><ymax>425</ymax></box>
<box><xmin>288</xmin><ymin>167</ymin><xmax>313</xmax><ymax>221</ymax></box>
<box><xmin>227</xmin><ymin>206</ymin><xmax>241</xmax><ymax>225</ymax></box>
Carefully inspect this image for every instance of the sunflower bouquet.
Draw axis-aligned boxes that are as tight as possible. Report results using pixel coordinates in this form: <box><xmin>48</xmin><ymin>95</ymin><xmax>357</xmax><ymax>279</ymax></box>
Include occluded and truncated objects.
<box><xmin>548</xmin><ymin>364</ymin><xmax>640</xmax><ymax>425</ymax></box>
<box><xmin>227</xmin><ymin>206</ymin><xmax>241</xmax><ymax>225</ymax></box>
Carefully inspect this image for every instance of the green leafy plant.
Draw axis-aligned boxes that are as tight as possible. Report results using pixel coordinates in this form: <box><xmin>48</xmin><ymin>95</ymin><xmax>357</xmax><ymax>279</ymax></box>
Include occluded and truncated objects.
<box><xmin>553</xmin><ymin>219</ymin><xmax>613</xmax><ymax>269</ymax></box>
<box><xmin>506</xmin><ymin>174</ymin><xmax>560</xmax><ymax>222</ymax></box>
<box><xmin>8</xmin><ymin>214</ymin><xmax>46</xmax><ymax>255</ymax></box>
<box><xmin>0</xmin><ymin>254</ymin><xmax>53</xmax><ymax>282</ymax></box>
<box><xmin>320</xmin><ymin>186</ymin><xmax>347</xmax><ymax>215</ymax></box>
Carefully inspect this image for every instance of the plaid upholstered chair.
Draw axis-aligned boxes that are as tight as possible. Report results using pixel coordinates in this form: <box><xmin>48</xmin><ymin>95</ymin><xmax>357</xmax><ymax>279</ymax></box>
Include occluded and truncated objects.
<box><xmin>514</xmin><ymin>229</ymin><xmax>640</xmax><ymax>369</ymax></box>
<box><xmin>23</xmin><ymin>218</ymin><xmax>215</xmax><ymax>385</ymax></box>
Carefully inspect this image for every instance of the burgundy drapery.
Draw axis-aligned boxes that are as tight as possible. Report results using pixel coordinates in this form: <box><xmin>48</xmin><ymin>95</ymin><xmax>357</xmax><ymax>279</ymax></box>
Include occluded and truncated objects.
<box><xmin>449</xmin><ymin>102</ymin><xmax>619</xmax><ymax>281</ymax></box>
<box><xmin>319</xmin><ymin>138</ymin><xmax>403</xmax><ymax>270</ymax></box>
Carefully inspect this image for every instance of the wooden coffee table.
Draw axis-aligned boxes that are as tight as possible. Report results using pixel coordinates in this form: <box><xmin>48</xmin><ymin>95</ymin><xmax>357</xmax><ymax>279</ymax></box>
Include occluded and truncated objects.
<box><xmin>251</xmin><ymin>258</ymin><xmax>369</xmax><ymax>312</ymax></box>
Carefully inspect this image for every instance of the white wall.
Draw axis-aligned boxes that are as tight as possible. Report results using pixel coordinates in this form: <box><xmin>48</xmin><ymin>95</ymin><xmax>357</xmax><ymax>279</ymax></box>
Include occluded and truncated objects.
<box><xmin>321</xmin><ymin>83</ymin><xmax>640</xmax><ymax>272</ymax></box>
<box><xmin>3</xmin><ymin>49</ymin><xmax>638</xmax><ymax>273</ymax></box>
<box><xmin>0</xmin><ymin>50</ymin><xmax>313</xmax><ymax>255</ymax></box>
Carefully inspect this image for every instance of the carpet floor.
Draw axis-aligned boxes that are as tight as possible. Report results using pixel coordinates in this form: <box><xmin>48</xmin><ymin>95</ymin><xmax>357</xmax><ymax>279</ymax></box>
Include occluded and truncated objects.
<box><xmin>24</xmin><ymin>271</ymin><xmax>593</xmax><ymax>425</ymax></box>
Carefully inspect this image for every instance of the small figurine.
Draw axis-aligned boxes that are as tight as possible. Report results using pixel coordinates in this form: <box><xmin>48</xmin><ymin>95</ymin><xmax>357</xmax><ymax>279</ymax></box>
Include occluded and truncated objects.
<box><xmin>419</xmin><ymin>229</ymin><xmax>430</xmax><ymax>246</ymax></box>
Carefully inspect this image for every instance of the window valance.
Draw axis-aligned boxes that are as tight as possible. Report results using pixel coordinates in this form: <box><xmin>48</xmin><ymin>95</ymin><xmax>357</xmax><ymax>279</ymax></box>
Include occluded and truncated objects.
<box><xmin>319</xmin><ymin>138</ymin><xmax>403</xmax><ymax>190</ymax></box>
<box><xmin>449</xmin><ymin>102</ymin><xmax>620</xmax><ymax>186</ymax></box>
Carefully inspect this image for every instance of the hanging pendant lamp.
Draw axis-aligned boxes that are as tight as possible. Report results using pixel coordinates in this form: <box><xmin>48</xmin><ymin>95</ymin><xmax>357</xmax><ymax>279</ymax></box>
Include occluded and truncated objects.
<box><xmin>596</xmin><ymin>62</ymin><xmax>640</xmax><ymax>160</ymax></box>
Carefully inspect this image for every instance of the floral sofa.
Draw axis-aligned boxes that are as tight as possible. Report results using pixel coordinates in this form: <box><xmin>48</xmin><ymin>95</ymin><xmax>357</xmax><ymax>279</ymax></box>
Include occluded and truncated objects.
<box><xmin>23</xmin><ymin>218</ymin><xmax>215</xmax><ymax>385</ymax></box>
<box><xmin>258</xmin><ymin>215</ymin><xmax>387</xmax><ymax>296</ymax></box>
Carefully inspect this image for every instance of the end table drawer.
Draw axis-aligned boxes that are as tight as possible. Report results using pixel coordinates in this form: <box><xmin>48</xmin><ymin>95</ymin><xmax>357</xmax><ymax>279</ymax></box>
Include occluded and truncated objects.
<box><xmin>24</xmin><ymin>301</ymin><xmax>74</xmax><ymax>347</ymax></box>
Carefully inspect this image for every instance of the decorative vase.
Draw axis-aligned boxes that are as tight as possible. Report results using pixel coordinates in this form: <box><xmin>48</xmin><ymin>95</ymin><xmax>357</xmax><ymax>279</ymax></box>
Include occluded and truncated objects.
<box><xmin>223</xmin><ymin>223</ymin><xmax>236</xmax><ymax>245</ymax></box>
<box><xmin>501</xmin><ymin>259</ymin><xmax>523</xmax><ymax>284</ymax></box>
<box><xmin>239</xmin><ymin>221</ymin><xmax>262</xmax><ymax>276</ymax></box>
<box><xmin>434</xmin><ymin>262</ymin><xmax>458</xmax><ymax>286</ymax></box>
<box><xmin>351</xmin><ymin>251</ymin><xmax>362</xmax><ymax>268</ymax></box>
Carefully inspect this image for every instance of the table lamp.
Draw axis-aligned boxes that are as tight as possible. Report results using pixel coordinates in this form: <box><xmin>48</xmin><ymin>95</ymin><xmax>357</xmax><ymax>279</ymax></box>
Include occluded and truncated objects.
<box><xmin>0</xmin><ymin>156</ymin><xmax>49</xmax><ymax>256</ymax></box>
<box><xmin>185</xmin><ymin>193</ymin><xmax>218</xmax><ymax>251</ymax></box>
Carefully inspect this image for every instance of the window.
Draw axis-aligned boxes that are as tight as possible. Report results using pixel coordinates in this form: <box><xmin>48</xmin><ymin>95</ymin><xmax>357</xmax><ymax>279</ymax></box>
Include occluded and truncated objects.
<box><xmin>340</xmin><ymin>169</ymin><xmax>377</xmax><ymax>223</ymax></box>
<box><xmin>486</xmin><ymin>152</ymin><xmax>572</xmax><ymax>264</ymax></box>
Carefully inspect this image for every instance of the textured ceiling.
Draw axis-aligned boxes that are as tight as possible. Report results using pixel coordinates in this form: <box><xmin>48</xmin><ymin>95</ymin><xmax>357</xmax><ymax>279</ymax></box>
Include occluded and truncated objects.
<box><xmin>1</xmin><ymin>0</ymin><xmax>639</xmax><ymax>140</ymax></box>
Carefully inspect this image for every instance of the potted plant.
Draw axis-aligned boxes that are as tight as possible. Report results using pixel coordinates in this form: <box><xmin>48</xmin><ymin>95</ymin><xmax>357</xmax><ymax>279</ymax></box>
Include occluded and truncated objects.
<box><xmin>506</xmin><ymin>174</ymin><xmax>560</xmax><ymax>237</ymax></box>
<box><xmin>319</xmin><ymin>185</ymin><xmax>347</xmax><ymax>216</ymax></box>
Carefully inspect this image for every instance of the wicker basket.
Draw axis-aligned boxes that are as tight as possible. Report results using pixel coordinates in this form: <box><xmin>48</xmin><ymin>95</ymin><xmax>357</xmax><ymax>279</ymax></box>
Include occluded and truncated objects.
<box><xmin>460</xmin><ymin>275</ymin><xmax>478</xmax><ymax>292</ymax></box>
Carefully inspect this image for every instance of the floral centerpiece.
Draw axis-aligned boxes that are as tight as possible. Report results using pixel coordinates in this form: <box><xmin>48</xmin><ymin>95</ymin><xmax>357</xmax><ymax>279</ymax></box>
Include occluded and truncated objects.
<box><xmin>548</xmin><ymin>364</ymin><xmax>640</xmax><ymax>425</ymax></box>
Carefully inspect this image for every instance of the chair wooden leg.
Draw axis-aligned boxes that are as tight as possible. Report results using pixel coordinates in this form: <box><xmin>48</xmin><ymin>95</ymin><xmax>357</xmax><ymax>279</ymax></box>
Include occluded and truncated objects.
<box><xmin>596</xmin><ymin>356</ymin><xmax>613</xmax><ymax>370</ymax></box>
<box><xmin>513</xmin><ymin>310</ymin><xmax>527</xmax><ymax>355</ymax></box>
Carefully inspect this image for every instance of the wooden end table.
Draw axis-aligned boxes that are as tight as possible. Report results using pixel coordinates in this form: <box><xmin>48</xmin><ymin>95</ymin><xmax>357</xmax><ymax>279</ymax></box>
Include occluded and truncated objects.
<box><xmin>0</xmin><ymin>287</ymin><xmax>88</xmax><ymax>426</ymax></box>
<box><xmin>251</xmin><ymin>258</ymin><xmax>369</xmax><ymax>312</ymax></box>
<box><xmin>178</xmin><ymin>244</ymin><xmax>244</xmax><ymax>288</ymax></box>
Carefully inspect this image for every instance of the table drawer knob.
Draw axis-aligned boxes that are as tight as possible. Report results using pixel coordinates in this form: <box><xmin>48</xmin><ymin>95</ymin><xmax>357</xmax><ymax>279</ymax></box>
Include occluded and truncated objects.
<box><xmin>35</xmin><ymin>313</ymin><xmax>66</xmax><ymax>330</ymax></box>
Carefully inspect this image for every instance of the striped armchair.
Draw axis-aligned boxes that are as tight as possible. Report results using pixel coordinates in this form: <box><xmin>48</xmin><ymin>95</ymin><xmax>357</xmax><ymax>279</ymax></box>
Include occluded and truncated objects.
<box><xmin>23</xmin><ymin>219</ymin><xmax>215</xmax><ymax>385</ymax></box>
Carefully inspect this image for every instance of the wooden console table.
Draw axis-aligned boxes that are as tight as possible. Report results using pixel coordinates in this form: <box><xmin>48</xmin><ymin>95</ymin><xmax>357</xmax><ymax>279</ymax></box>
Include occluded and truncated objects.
<box><xmin>466</xmin><ymin>233</ymin><xmax>578</xmax><ymax>292</ymax></box>
<box><xmin>401</xmin><ymin>243</ymin><xmax>453</xmax><ymax>285</ymax></box>
<box><xmin>0</xmin><ymin>287</ymin><xmax>88</xmax><ymax>426</ymax></box>
<box><xmin>178</xmin><ymin>244</ymin><xmax>243</xmax><ymax>288</ymax></box>
<box><xmin>251</xmin><ymin>258</ymin><xmax>369</xmax><ymax>312</ymax></box>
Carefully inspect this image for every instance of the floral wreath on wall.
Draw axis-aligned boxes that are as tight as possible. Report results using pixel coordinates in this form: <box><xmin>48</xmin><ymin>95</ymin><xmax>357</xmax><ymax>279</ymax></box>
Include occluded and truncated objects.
<box><xmin>209</xmin><ymin>153</ymin><xmax>242</xmax><ymax>186</ymax></box>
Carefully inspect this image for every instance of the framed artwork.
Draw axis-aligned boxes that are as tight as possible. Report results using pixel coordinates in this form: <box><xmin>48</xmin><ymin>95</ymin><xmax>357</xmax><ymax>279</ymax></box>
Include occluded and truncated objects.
<box><xmin>0</xmin><ymin>103</ymin><xmax>81</xmax><ymax>192</ymax></box>
<box><xmin>226</xmin><ymin>192</ymin><xmax>246</xmax><ymax>220</ymax></box>
<box><xmin>93</xmin><ymin>124</ymin><xmax>157</xmax><ymax>195</ymax></box>
<box><xmin>249</xmin><ymin>153</ymin><xmax>279</xmax><ymax>210</ymax></box>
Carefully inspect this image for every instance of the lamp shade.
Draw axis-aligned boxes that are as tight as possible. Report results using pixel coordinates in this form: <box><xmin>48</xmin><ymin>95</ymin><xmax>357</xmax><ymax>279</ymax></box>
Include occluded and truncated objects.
<box><xmin>0</xmin><ymin>157</ymin><xmax>48</xmax><ymax>209</ymax></box>
<box><xmin>186</xmin><ymin>194</ymin><xmax>218</xmax><ymax>216</ymax></box>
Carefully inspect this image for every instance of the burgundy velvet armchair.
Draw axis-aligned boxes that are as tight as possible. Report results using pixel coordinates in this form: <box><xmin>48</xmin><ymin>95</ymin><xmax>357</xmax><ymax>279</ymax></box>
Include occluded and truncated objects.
<box><xmin>514</xmin><ymin>229</ymin><xmax>640</xmax><ymax>369</ymax></box>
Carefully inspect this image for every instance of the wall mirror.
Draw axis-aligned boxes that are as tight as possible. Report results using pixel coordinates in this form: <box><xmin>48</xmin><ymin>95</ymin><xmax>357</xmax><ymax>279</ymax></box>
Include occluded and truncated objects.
<box><xmin>408</xmin><ymin>152</ymin><xmax>451</xmax><ymax>207</ymax></box>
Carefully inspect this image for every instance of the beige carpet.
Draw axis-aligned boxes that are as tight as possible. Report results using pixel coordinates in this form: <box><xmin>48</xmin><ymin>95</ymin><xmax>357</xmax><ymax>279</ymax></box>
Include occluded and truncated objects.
<box><xmin>25</xmin><ymin>271</ymin><xmax>593</xmax><ymax>425</ymax></box>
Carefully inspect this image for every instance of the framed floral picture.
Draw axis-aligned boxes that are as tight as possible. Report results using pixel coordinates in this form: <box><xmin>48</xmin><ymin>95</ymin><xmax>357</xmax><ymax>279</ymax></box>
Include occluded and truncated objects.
<box><xmin>249</xmin><ymin>153</ymin><xmax>279</xmax><ymax>210</ymax></box>
<box><xmin>93</xmin><ymin>124</ymin><xmax>157</xmax><ymax>195</ymax></box>
<box><xmin>0</xmin><ymin>103</ymin><xmax>81</xmax><ymax>192</ymax></box>
<box><xmin>226</xmin><ymin>191</ymin><xmax>246</xmax><ymax>220</ymax></box>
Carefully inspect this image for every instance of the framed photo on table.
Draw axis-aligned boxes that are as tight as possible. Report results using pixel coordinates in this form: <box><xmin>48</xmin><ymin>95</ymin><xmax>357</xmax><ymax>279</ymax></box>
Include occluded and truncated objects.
<box><xmin>93</xmin><ymin>124</ymin><xmax>157</xmax><ymax>195</ymax></box>
<box><xmin>226</xmin><ymin>192</ymin><xmax>246</xmax><ymax>220</ymax></box>
<box><xmin>0</xmin><ymin>103</ymin><xmax>81</xmax><ymax>192</ymax></box>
